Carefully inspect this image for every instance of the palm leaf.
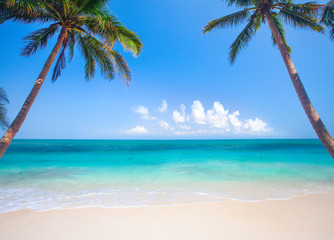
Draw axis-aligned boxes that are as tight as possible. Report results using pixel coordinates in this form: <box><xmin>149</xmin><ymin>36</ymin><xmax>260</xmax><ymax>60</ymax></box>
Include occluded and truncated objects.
<box><xmin>203</xmin><ymin>8</ymin><xmax>254</xmax><ymax>34</ymax></box>
<box><xmin>0</xmin><ymin>0</ymin><xmax>54</xmax><ymax>24</ymax></box>
<box><xmin>75</xmin><ymin>32</ymin><xmax>96</xmax><ymax>80</ymax></box>
<box><xmin>278</xmin><ymin>8</ymin><xmax>324</xmax><ymax>32</ymax></box>
<box><xmin>276</xmin><ymin>1</ymin><xmax>321</xmax><ymax>15</ymax></box>
<box><xmin>51</xmin><ymin>39</ymin><xmax>68</xmax><ymax>82</ymax></box>
<box><xmin>271</xmin><ymin>13</ymin><xmax>292</xmax><ymax>53</ymax></box>
<box><xmin>84</xmin><ymin>11</ymin><xmax>143</xmax><ymax>56</ymax></box>
<box><xmin>81</xmin><ymin>34</ymin><xmax>116</xmax><ymax>80</ymax></box>
<box><xmin>108</xmin><ymin>50</ymin><xmax>132</xmax><ymax>85</ymax></box>
<box><xmin>21</xmin><ymin>24</ymin><xmax>60</xmax><ymax>57</ymax></box>
<box><xmin>0</xmin><ymin>87</ymin><xmax>9</xmax><ymax>129</ymax></box>
<box><xmin>224</xmin><ymin>0</ymin><xmax>254</xmax><ymax>7</ymax></box>
<box><xmin>67</xmin><ymin>30</ymin><xmax>75</xmax><ymax>62</ymax></box>
<box><xmin>321</xmin><ymin>0</ymin><xmax>334</xmax><ymax>24</ymax></box>
<box><xmin>320</xmin><ymin>0</ymin><xmax>334</xmax><ymax>40</ymax></box>
<box><xmin>0</xmin><ymin>88</ymin><xmax>9</xmax><ymax>104</ymax></box>
<box><xmin>229</xmin><ymin>12</ymin><xmax>259</xmax><ymax>64</ymax></box>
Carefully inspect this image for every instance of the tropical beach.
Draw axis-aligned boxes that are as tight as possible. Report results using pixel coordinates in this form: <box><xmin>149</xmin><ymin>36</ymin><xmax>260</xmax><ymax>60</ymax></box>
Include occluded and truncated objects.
<box><xmin>1</xmin><ymin>194</ymin><xmax>334</xmax><ymax>240</ymax></box>
<box><xmin>1</xmin><ymin>0</ymin><xmax>334</xmax><ymax>239</ymax></box>
<box><xmin>0</xmin><ymin>139</ymin><xmax>334</xmax><ymax>239</ymax></box>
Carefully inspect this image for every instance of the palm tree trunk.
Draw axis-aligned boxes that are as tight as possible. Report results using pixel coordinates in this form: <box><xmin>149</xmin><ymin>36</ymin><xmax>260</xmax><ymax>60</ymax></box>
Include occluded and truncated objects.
<box><xmin>0</xmin><ymin>26</ymin><xmax>68</xmax><ymax>158</ymax></box>
<box><xmin>265</xmin><ymin>12</ymin><xmax>334</xmax><ymax>159</ymax></box>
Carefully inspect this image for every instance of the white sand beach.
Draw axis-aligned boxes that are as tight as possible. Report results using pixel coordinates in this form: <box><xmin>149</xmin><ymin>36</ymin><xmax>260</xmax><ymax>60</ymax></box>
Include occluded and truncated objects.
<box><xmin>0</xmin><ymin>193</ymin><xmax>333</xmax><ymax>240</ymax></box>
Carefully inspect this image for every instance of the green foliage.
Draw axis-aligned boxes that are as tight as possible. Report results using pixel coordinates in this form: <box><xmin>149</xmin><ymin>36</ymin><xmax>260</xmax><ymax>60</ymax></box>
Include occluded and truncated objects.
<box><xmin>203</xmin><ymin>0</ymin><xmax>323</xmax><ymax>64</ymax></box>
<box><xmin>271</xmin><ymin>13</ymin><xmax>292</xmax><ymax>53</ymax></box>
<box><xmin>320</xmin><ymin>0</ymin><xmax>334</xmax><ymax>40</ymax></box>
<box><xmin>229</xmin><ymin>12</ymin><xmax>258</xmax><ymax>64</ymax></box>
<box><xmin>0</xmin><ymin>88</ymin><xmax>9</xmax><ymax>130</ymax></box>
<box><xmin>1</xmin><ymin>0</ymin><xmax>143</xmax><ymax>85</ymax></box>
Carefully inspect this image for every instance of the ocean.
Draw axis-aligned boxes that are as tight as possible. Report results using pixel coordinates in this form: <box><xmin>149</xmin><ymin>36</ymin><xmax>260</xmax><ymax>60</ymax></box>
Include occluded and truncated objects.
<box><xmin>0</xmin><ymin>139</ymin><xmax>333</xmax><ymax>212</ymax></box>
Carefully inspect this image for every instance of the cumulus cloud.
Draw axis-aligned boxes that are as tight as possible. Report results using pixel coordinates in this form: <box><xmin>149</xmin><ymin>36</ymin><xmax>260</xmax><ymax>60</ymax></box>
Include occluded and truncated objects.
<box><xmin>128</xmin><ymin>100</ymin><xmax>271</xmax><ymax>137</ymax></box>
<box><xmin>158</xmin><ymin>99</ymin><xmax>168</xmax><ymax>113</ymax></box>
<box><xmin>134</xmin><ymin>105</ymin><xmax>156</xmax><ymax>120</ymax></box>
<box><xmin>186</xmin><ymin>100</ymin><xmax>270</xmax><ymax>134</ymax></box>
<box><xmin>173</xmin><ymin>104</ymin><xmax>186</xmax><ymax>123</ymax></box>
<box><xmin>206</xmin><ymin>102</ymin><xmax>229</xmax><ymax>128</ymax></box>
<box><xmin>244</xmin><ymin>118</ymin><xmax>269</xmax><ymax>133</ymax></box>
<box><xmin>228</xmin><ymin>111</ymin><xmax>243</xmax><ymax>133</ymax></box>
<box><xmin>191</xmin><ymin>100</ymin><xmax>206</xmax><ymax>124</ymax></box>
<box><xmin>125</xmin><ymin>126</ymin><xmax>148</xmax><ymax>134</ymax></box>
<box><xmin>159</xmin><ymin>120</ymin><xmax>171</xmax><ymax>130</ymax></box>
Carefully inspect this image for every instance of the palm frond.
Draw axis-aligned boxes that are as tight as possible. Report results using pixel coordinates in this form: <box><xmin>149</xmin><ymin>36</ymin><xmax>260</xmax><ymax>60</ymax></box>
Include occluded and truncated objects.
<box><xmin>203</xmin><ymin>8</ymin><xmax>254</xmax><ymax>34</ymax></box>
<box><xmin>0</xmin><ymin>88</ymin><xmax>9</xmax><ymax>104</ymax></box>
<box><xmin>278</xmin><ymin>8</ymin><xmax>324</xmax><ymax>32</ymax></box>
<box><xmin>21</xmin><ymin>24</ymin><xmax>60</xmax><ymax>57</ymax></box>
<box><xmin>254</xmin><ymin>15</ymin><xmax>262</xmax><ymax>33</ymax></box>
<box><xmin>0</xmin><ymin>87</ymin><xmax>9</xmax><ymax>129</ymax></box>
<box><xmin>224</xmin><ymin>0</ymin><xmax>254</xmax><ymax>7</ymax></box>
<box><xmin>329</xmin><ymin>22</ymin><xmax>334</xmax><ymax>40</ymax></box>
<box><xmin>67</xmin><ymin>30</ymin><xmax>75</xmax><ymax>62</ymax></box>
<box><xmin>0</xmin><ymin>103</ymin><xmax>9</xmax><ymax>129</ymax></box>
<box><xmin>271</xmin><ymin>13</ymin><xmax>292</xmax><ymax>53</ymax></box>
<box><xmin>77</xmin><ymin>0</ymin><xmax>109</xmax><ymax>13</ymax></box>
<box><xmin>75</xmin><ymin>32</ymin><xmax>97</xmax><ymax>80</ymax></box>
<box><xmin>81</xmin><ymin>34</ymin><xmax>116</xmax><ymax>80</ymax></box>
<box><xmin>51</xmin><ymin>39</ymin><xmax>67</xmax><ymax>82</ymax></box>
<box><xmin>320</xmin><ymin>0</ymin><xmax>334</xmax><ymax>40</ymax></box>
<box><xmin>84</xmin><ymin>11</ymin><xmax>143</xmax><ymax>56</ymax></box>
<box><xmin>229</xmin><ymin>12</ymin><xmax>260</xmax><ymax>64</ymax></box>
<box><xmin>0</xmin><ymin>0</ymin><xmax>54</xmax><ymax>24</ymax></box>
<box><xmin>321</xmin><ymin>0</ymin><xmax>334</xmax><ymax>24</ymax></box>
<box><xmin>276</xmin><ymin>1</ymin><xmax>322</xmax><ymax>15</ymax></box>
<box><xmin>108</xmin><ymin>49</ymin><xmax>132</xmax><ymax>85</ymax></box>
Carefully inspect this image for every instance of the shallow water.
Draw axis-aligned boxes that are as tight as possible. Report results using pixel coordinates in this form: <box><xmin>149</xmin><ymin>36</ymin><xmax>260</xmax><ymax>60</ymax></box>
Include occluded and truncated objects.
<box><xmin>0</xmin><ymin>139</ymin><xmax>333</xmax><ymax>212</ymax></box>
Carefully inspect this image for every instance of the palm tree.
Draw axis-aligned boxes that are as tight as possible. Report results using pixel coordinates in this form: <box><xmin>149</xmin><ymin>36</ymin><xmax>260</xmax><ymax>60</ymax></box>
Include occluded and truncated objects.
<box><xmin>0</xmin><ymin>88</ymin><xmax>9</xmax><ymax>130</ymax></box>
<box><xmin>203</xmin><ymin>0</ymin><xmax>334</xmax><ymax>159</ymax></box>
<box><xmin>0</xmin><ymin>0</ymin><xmax>143</xmax><ymax>158</ymax></box>
<box><xmin>320</xmin><ymin>0</ymin><xmax>334</xmax><ymax>40</ymax></box>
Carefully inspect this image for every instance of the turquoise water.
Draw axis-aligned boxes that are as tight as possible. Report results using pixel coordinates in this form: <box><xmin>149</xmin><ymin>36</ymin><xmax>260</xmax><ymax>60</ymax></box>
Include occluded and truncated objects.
<box><xmin>0</xmin><ymin>139</ymin><xmax>333</xmax><ymax>212</ymax></box>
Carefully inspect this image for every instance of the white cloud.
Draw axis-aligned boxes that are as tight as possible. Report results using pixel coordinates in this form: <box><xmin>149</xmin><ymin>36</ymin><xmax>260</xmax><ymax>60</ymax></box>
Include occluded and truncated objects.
<box><xmin>134</xmin><ymin>105</ymin><xmax>149</xmax><ymax>116</ymax></box>
<box><xmin>228</xmin><ymin>111</ymin><xmax>243</xmax><ymax>131</ymax></box>
<box><xmin>179</xmin><ymin>125</ymin><xmax>191</xmax><ymax>130</ymax></box>
<box><xmin>206</xmin><ymin>101</ymin><xmax>229</xmax><ymax>128</ymax></box>
<box><xmin>173</xmin><ymin>104</ymin><xmax>186</xmax><ymax>123</ymax></box>
<box><xmin>188</xmin><ymin>100</ymin><xmax>270</xmax><ymax>134</ymax></box>
<box><xmin>158</xmin><ymin>99</ymin><xmax>168</xmax><ymax>113</ymax></box>
<box><xmin>244</xmin><ymin>118</ymin><xmax>269</xmax><ymax>133</ymax></box>
<box><xmin>128</xmin><ymin>100</ymin><xmax>271</xmax><ymax>137</ymax></box>
<box><xmin>191</xmin><ymin>100</ymin><xmax>206</xmax><ymax>124</ymax></box>
<box><xmin>125</xmin><ymin>126</ymin><xmax>148</xmax><ymax>134</ymax></box>
<box><xmin>134</xmin><ymin>105</ymin><xmax>156</xmax><ymax>120</ymax></box>
<box><xmin>159</xmin><ymin>120</ymin><xmax>170</xmax><ymax>130</ymax></box>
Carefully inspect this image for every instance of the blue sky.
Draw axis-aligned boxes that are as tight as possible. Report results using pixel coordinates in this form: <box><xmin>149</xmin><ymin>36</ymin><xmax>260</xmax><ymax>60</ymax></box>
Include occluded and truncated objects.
<box><xmin>0</xmin><ymin>0</ymin><xmax>333</xmax><ymax>139</ymax></box>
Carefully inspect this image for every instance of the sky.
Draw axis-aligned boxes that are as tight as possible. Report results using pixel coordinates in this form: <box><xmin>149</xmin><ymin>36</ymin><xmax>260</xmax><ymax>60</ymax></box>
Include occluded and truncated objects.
<box><xmin>0</xmin><ymin>0</ymin><xmax>333</xmax><ymax>139</ymax></box>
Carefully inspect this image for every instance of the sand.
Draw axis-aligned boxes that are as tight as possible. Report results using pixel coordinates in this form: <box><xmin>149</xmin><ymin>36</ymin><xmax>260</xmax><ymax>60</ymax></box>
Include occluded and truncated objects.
<box><xmin>0</xmin><ymin>193</ymin><xmax>333</xmax><ymax>240</ymax></box>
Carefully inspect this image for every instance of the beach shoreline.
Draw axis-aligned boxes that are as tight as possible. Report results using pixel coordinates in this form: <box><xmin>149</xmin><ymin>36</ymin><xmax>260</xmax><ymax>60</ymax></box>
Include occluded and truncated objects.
<box><xmin>1</xmin><ymin>193</ymin><xmax>333</xmax><ymax>240</ymax></box>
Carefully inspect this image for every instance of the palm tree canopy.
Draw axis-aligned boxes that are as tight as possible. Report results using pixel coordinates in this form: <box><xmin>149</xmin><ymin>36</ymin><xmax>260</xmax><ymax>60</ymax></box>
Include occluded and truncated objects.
<box><xmin>203</xmin><ymin>0</ymin><xmax>323</xmax><ymax>64</ymax></box>
<box><xmin>0</xmin><ymin>88</ymin><xmax>9</xmax><ymax>130</ymax></box>
<box><xmin>320</xmin><ymin>0</ymin><xmax>334</xmax><ymax>40</ymax></box>
<box><xmin>0</xmin><ymin>0</ymin><xmax>143</xmax><ymax>84</ymax></box>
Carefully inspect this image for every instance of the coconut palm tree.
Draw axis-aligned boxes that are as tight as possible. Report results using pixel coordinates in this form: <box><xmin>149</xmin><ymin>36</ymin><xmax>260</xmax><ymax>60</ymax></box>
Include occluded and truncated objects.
<box><xmin>320</xmin><ymin>0</ymin><xmax>334</xmax><ymax>40</ymax></box>
<box><xmin>0</xmin><ymin>88</ymin><xmax>9</xmax><ymax>130</ymax></box>
<box><xmin>203</xmin><ymin>0</ymin><xmax>334</xmax><ymax>159</ymax></box>
<box><xmin>0</xmin><ymin>0</ymin><xmax>143</xmax><ymax>158</ymax></box>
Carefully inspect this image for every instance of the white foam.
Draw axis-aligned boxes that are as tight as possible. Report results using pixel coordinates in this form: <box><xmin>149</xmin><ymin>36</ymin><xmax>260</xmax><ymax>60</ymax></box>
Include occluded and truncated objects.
<box><xmin>1</xmin><ymin>181</ymin><xmax>334</xmax><ymax>213</ymax></box>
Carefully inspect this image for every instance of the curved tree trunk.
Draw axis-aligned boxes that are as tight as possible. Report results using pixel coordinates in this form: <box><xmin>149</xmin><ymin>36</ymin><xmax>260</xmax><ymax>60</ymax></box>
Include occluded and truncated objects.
<box><xmin>265</xmin><ymin>12</ymin><xmax>334</xmax><ymax>159</ymax></box>
<box><xmin>0</xmin><ymin>26</ymin><xmax>68</xmax><ymax>158</ymax></box>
